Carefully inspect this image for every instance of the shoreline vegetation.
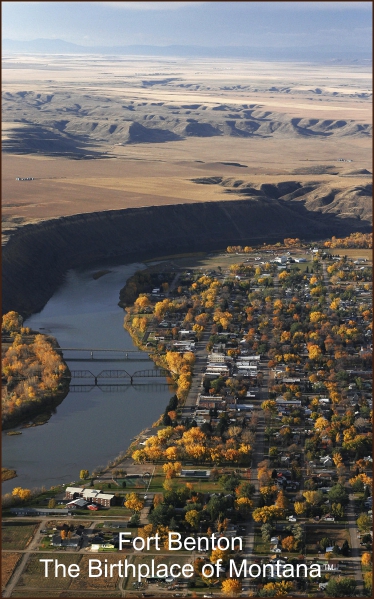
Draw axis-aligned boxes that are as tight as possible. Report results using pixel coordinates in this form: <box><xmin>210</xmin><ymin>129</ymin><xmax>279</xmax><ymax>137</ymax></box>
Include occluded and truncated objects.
<box><xmin>1</xmin><ymin>468</ymin><xmax>17</xmax><ymax>482</ymax></box>
<box><xmin>1</xmin><ymin>311</ymin><xmax>71</xmax><ymax>431</ymax></box>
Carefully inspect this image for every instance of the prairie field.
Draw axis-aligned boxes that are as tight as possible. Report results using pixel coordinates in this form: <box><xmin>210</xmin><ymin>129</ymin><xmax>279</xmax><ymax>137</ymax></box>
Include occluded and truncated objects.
<box><xmin>1</xmin><ymin>55</ymin><xmax>372</xmax><ymax>228</ymax></box>
<box><xmin>1</xmin><ymin>553</ymin><xmax>22</xmax><ymax>589</ymax></box>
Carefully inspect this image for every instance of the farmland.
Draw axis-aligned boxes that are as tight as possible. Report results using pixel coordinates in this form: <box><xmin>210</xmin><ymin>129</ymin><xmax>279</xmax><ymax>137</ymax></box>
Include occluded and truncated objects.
<box><xmin>2</xmin><ymin>522</ymin><xmax>40</xmax><ymax>550</ymax></box>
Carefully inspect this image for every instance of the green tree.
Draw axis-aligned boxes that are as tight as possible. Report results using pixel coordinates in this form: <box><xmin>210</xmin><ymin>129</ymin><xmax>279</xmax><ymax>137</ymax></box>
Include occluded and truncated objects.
<box><xmin>261</xmin><ymin>523</ymin><xmax>272</xmax><ymax>543</ymax></box>
<box><xmin>331</xmin><ymin>503</ymin><xmax>344</xmax><ymax>520</ymax></box>
<box><xmin>236</xmin><ymin>482</ymin><xmax>255</xmax><ymax>499</ymax></box>
<box><xmin>361</xmin><ymin>534</ymin><xmax>372</xmax><ymax>546</ymax></box>
<box><xmin>148</xmin><ymin>503</ymin><xmax>175</xmax><ymax>527</ymax></box>
<box><xmin>292</xmin><ymin>524</ymin><xmax>304</xmax><ymax>544</ymax></box>
<box><xmin>327</xmin><ymin>484</ymin><xmax>349</xmax><ymax>506</ymax></box>
<box><xmin>326</xmin><ymin>577</ymin><xmax>356</xmax><ymax>597</ymax></box>
<box><xmin>219</xmin><ymin>472</ymin><xmax>241</xmax><ymax>494</ymax></box>
<box><xmin>320</xmin><ymin>537</ymin><xmax>332</xmax><ymax>551</ymax></box>
<box><xmin>80</xmin><ymin>469</ymin><xmax>89</xmax><ymax>480</ymax></box>
<box><xmin>341</xmin><ymin>540</ymin><xmax>350</xmax><ymax>556</ymax></box>
<box><xmin>357</xmin><ymin>513</ymin><xmax>372</xmax><ymax>533</ymax></box>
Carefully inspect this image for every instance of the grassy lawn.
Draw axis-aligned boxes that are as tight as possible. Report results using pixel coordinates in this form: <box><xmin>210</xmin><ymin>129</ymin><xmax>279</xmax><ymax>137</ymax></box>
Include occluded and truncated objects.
<box><xmin>148</xmin><ymin>471</ymin><xmax>167</xmax><ymax>493</ymax></box>
<box><xmin>332</xmin><ymin>248</ymin><xmax>372</xmax><ymax>260</ymax></box>
<box><xmin>103</xmin><ymin>507</ymin><xmax>132</xmax><ymax>517</ymax></box>
<box><xmin>253</xmin><ymin>529</ymin><xmax>270</xmax><ymax>555</ymax></box>
<box><xmin>26</xmin><ymin>485</ymin><xmax>66</xmax><ymax>507</ymax></box>
<box><xmin>305</xmin><ymin>525</ymin><xmax>350</xmax><ymax>555</ymax></box>
<box><xmin>16</xmin><ymin>554</ymin><xmax>82</xmax><ymax>591</ymax></box>
<box><xmin>68</xmin><ymin>555</ymin><xmax>126</xmax><ymax>592</ymax></box>
<box><xmin>146</xmin><ymin>464</ymin><xmax>249</xmax><ymax>495</ymax></box>
<box><xmin>1</xmin><ymin>552</ymin><xmax>22</xmax><ymax>589</ymax></box>
<box><xmin>2</xmin><ymin>522</ymin><xmax>40</xmax><ymax>550</ymax></box>
<box><xmin>70</xmin><ymin>505</ymin><xmax>132</xmax><ymax>518</ymax></box>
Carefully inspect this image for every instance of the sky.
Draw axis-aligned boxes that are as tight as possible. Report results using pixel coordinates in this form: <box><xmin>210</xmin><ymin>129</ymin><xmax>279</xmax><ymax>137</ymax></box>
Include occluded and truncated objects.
<box><xmin>2</xmin><ymin>1</ymin><xmax>372</xmax><ymax>53</ymax></box>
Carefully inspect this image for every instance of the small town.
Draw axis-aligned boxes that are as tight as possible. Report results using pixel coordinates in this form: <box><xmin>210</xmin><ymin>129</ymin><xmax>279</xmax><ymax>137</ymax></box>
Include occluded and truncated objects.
<box><xmin>2</xmin><ymin>233</ymin><xmax>372</xmax><ymax>598</ymax></box>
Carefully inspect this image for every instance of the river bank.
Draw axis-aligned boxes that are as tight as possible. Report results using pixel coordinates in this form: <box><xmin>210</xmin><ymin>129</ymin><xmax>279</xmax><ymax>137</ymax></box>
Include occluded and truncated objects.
<box><xmin>2</xmin><ymin>262</ymin><xmax>173</xmax><ymax>494</ymax></box>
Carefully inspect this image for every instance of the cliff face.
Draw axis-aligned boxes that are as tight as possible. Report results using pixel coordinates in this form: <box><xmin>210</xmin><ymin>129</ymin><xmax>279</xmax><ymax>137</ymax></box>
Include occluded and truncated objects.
<box><xmin>2</xmin><ymin>198</ymin><xmax>370</xmax><ymax>316</ymax></box>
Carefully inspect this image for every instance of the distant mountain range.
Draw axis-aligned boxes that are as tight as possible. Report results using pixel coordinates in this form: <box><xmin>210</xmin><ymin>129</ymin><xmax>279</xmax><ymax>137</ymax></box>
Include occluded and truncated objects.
<box><xmin>2</xmin><ymin>38</ymin><xmax>371</xmax><ymax>62</ymax></box>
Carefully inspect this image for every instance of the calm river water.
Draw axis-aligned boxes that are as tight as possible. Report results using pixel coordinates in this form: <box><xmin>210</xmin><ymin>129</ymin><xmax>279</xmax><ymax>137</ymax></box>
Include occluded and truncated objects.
<box><xmin>2</xmin><ymin>262</ymin><xmax>171</xmax><ymax>494</ymax></box>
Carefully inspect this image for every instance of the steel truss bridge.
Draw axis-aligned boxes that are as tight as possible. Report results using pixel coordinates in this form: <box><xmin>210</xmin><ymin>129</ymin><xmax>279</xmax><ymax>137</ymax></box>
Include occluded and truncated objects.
<box><xmin>69</xmin><ymin>383</ymin><xmax>171</xmax><ymax>393</ymax></box>
<box><xmin>68</xmin><ymin>368</ymin><xmax>170</xmax><ymax>385</ymax></box>
<box><xmin>56</xmin><ymin>348</ymin><xmax>151</xmax><ymax>362</ymax></box>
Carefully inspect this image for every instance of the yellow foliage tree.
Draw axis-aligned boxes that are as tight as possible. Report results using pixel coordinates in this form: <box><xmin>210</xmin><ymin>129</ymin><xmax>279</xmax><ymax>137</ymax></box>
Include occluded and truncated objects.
<box><xmin>221</xmin><ymin>578</ymin><xmax>242</xmax><ymax>596</ymax></box>
<box><xmin>252</xmin><ymin>506</ymin><xmax>285</xmax><ymax>523</ymax></box>
<box><xmin>308</xmin><ymin>344</ymin><xmax>322</xmax><ymax>360</ymax></box>
<box><xmin>303</xmin><ymin>490</ymin><xmax>323</xmax><ymax>506</ymax></box>
<box><xmin>235</xmin><ymin>496</ymin><xmax>253</xmax><ymax>516</ymax></box>
<box><xmin>362</xmin><ymin>553</ymin><xmax>372</xmax><ymax>567</ymax></box>
<box><xmin>275</xmin><ymin>490</ymin><xmax>289</xmax><ymax>510</ymax></box>
<box><xmin>281</xmin><ymin>536</ymin><xmax>295</xmax><ymax>552</ymax></box>
<box><xmin>330</xmin><ymin>298</ymin><xmax>341</xmax><ymax>310</ymax></box>
<box><xmin>164</xmin><ymin>446</ymin><xmax>180</xmax><ymax>461</ymax></box>
<box><xmin>162</xmin><ymin>461</ymin><xmax>182</xmax><ymax>479</ymax></box>
<box><xmin>262</xmin><ymin>581</ymin><xmax>293</xmax><ymax>596</ymax></box>
<box><xmin>314</xmin><ymin>416</ymin><xmax>329</xmax><ymax>431</ymax></box>
<box><xmin>134</xmin><ymin>295</ymin><xmax>151</xmax><ymax>311</ymax></box>
<box><xmin>12</xmin><ymin>487</ymin><xmax>31</xmax><ymax>501</ymax></box>
<box><xmin>124</xmin><ymin>492</ymin><xmax>144</xmax><ymax>513</ymax></box>
<box><xmin>294</xmin><ymin>502</ymin><xmax>306</xmax><ymax>515</ymax></box>
<box><xmin>2</xmin><ymin>311</ymin><xmax>23</xmax><ymax>333</ymax></box>
<box><xmin>185</xmin><ymin>509</ymin><xmax>200</xmax><ymax>530</ymax></box>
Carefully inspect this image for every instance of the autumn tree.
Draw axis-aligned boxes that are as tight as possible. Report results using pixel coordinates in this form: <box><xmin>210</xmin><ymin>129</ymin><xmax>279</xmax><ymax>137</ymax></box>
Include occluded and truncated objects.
<box><xmin>184</xmin><ymin>509</ymin><xmax>200</xmax><ymax>530</ymax></box>
<box><xmin>210</xmin><ymin>548</ymin><xmax>229</xmax><ymax>565</ymax></box>
<box><xmin>236</xmin><ymin>496</ymin><xmax>253</xmax><ymax>516</ymax></box>
<box><xmin>221</xmin><ymin>578</ymin><xmax>242</xmax><ymax>596</ymax></box>
<box><xmin>132</xmin><ymin>449</ymin><xmax>147</xmax><ymax>463</ymax></box>
<box><xmin>124</xmin><ymin>492</ymin><xmax>144</xmax><ymax>513</ymax></box>
<box><xmin>303</xmin><ymin>490</ymin><xmax>323</xmax><ymax>506</ymax></box>
<box><xmin>281</xmin><ymin>535</ymin><xmax>295</xmax><ymax>552</ymax></box>
<box><xmin>261</xmin><ymin>400</ymin><xmax>277</xmax><ymax>414</ymax></box>
<box><xmin>275</xmin><ymin>490</ymin><xmax>289</xmax><ymax>510</ymax></box>
<box><xmin>261</xmin><ymin>581</ymin><xmax>293</xmax><ymax>596</ymax></box>
<box><xmin>12</xmin><ymin>487</ymin><xmax>31</xmax><ymax>501</ymax></box>
<box><xmin>252</xmin><ymin>506</ymin><xmax>285</xmax><ymax>523</ymax></box>
<box><xmin>362</xmin><ymin>553</ymin><xmax>372</xmax><ymax>567</ymax></box>
<box><xmin>2</xmin><ymin>311</ymin><xmax>23</xmax><ymax>333</ymax></box>
<box><xmin>294</xmin><ymin>501</ymin><xmax>306</xmax><ymax>516</ymax></box>
<box><xmin>357</xmin><ymin>513</ymin><xmax>372</xmax><ymax>533</ymax></box>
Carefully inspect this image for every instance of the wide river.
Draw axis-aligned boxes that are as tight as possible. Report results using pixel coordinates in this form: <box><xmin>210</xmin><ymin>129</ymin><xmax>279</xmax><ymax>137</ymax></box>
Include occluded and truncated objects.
<box><xmin>2</xmin><ymin>262</ymin><xmax>171</xmax><ymax>494</ymax></box>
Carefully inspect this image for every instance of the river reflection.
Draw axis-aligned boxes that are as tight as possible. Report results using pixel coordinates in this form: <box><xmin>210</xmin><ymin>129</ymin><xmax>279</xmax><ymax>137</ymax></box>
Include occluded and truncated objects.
<box><xmin>2</xmin><ymin>263</ymin><xmax>171</xmax><ymax>493</ymax></box>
